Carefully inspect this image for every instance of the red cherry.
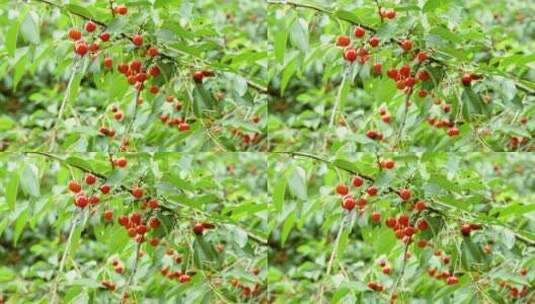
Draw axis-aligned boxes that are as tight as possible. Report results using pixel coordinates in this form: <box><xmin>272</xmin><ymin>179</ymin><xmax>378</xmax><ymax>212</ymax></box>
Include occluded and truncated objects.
<box><xmin>442</xmin><ymin>256</ymin><xmax>451</xmax><ymax>264</ymax></box>
<box><xmin>179</xmin><ymin>274</ymin><xmax>191</xmax><ymax>283</ymax></box>
<box><xmin>116</xmin><ymin>5</ymin><xmax>128</xmax><ymax>15</ymax></box>
<box><xmin>68</xmin><ymin>28</ymin><xmax>82</xmax><ymax>41</ymax></box>
<box><xmin>417</xmin><ymin>239</ymin><xmax>427</xmax><ymax>248</ymax></box>
<box><xmin>115</xmin><ymin>158</ymin><xmax>127</xmax><ymax>168</ymax></box>
<box><xmin>414</xmin><ymin>200</ymin><xmax>426</xmax><ymax>211</ymax></box>
<box><xmin>74</xmin><ymin>42</ymin><xmax>88</xmax><ymax>56</ymax></box>
<box><xmin>103</xmin><ymin>210</ymin><xmax>113</xmax><ymax>221</ymax></box>
<box><xmin>179</xmin><ymin>122</ymin><xmax>190</xmax><ymax>132</ymax></box>
<box><xmin>342</xmin><ymin>197</ymin><xmax>356</xmax><ymax>211</ymax></box>
<box><xmin>461</xmin><ymin>224</ymin><xmax>471</xmax><ymax>236</ymax></box>
<box><xmin>400</xmin><ymin>39</ymin><xmax>413</xmax><ymax>51</ymax></box>
<box><xmin>344</xmin><ymin>48</ymin><xmax>357</xmax><ymax>62</ymax></box>
<box><xmin>336</xmin><ymin>35</ymin><xmax>351</xmax><ymax>47</ymax></box>
<box><xmin>370</xmin><ymin>212</ymin><xmax>381</xmax><ymax>223</ymax></box>
<box><xmin>89</xmin><ymin>195</ymin><xmax>100</xmax><ymax>205</ymax></box>
<box><xmin>148</xmin><ymin>198</ymin><xmax>159</xmax><ymax>209</ymax></box>
<box><xmin>385</xmin><ymin>9</ymin><xmax>396</xmax><ymax>19</ymax></box>
<box><xmin>381</xmin><ymin>159</ymin><xmax>395</xmax><ymax>169</ymax></box>
<box><xmin>68</xmin><ymin>181</ymin><xmax>82</xmax><ymax>193</ymax></box>
<box><xmin>387</xmin><ymin>69</ymin><xmax>398</xmax><ymax>79</ymax></box>
<box><xmin>417</xmin><ymin>70</ymin><xmax>430</xmax><ymax>81</ymax></box>
<box><xmin>354</xmin><ymin>27</ymin><xmax>366</xmax><ymax>38</ymax></box>
<box><xmin>149</xmin><ymin>85</ymin><xmax>159</xmax><ymax>95</ymax></box>
<box><xmin>385</xmin><ymin>217</ymin><xmax>397</xmax><ymax>228</ymax></box>
<box><xmin>118</xmin><ymin>63</ymin><xmax>129</xmax><ymax>74</ymax></box>
<box><xmin>150</xmin><ymin>238</ymin><xmax>160</xmax><ymax>247</ymax></box>
<box><xmin>335</xmin><ymin>184</ymin><xmax>349</xmax><ymax>196</ymax></box>
<box><xmin>148</xmin><ymin>65</ymin><xmax>160</xmax><ymax>77</ymax></box>
<box><xmin>85</xmin><ymin>21</ymin><xmax>97</xmax><ymax>33</ymax></box>
<box><xmin>404</xmin><ymin>226</ymin><xmax>416</xmax><ymax>237</ymax></box>
<box><xmin>118</xmin><ymin>215</ymin><xmax>129</xmax><ymax>226</ymax></box>
<box><xmin>132</xmin><ymin>34</ymin><xmax>143</xmax><ymax>46</ymax></box>
<box><xmin>147</xmin><ymin>47</ymin><xmax>159</xmax><ymax>57</ymax></box>
<box><xmin>103</xmin><ymin>57</ymin><xmax>113</xmax><ymax>69</ymax></box>
<box><xmin>113</xmin><ymin>111</ymin><xmax>123</xmax><ymax>121</ymax></box>
<box><xmin>74</xmin><ymin>195</ymin><xmax>89</xmax><ymax>208</ymax></box>
<box><xmin>399</xmin><ymin>189</ymin><xmax>411</xmax><ymax>201</ymax></box>
<box><xmin>448</xmin><ymin>127</ymin><xmax>459</xmax><ymax>137</ymax></box>
<box><xmin>446</xmin><ymin>276</ymin><xmax>459</xmax><ymax>285</ymax></box>
<box><xmin>131</xmin><ymin>186</ymin><xmax>143</xmax><ymax>198</ymax></box>
<box><xmin>366</xmin><ymin>186</ymin><xmax>378</xmax><ymax>196</ymax></box>
<box><xmin>382</xmin><ymin>266</ymin><xmax>392</xmax><ymax>274</ymax></box>
<box><xmin>130</xmin><ymin>60</ymin><xmax>142</xmax><ymax>73</ymax></box>
<box><xmin>148</xmin><ymin>217</ymin><xmax>160</xmax><ymax>229</ymax></box>
<box><xmin>416</xmin><ymin>51</ymin><xmax>427</xmax><ymax>62</ymax></box>
<box><xmin>100</xmin><ymin>185</ymin><xmax>111</xmax><ymax>194</ymax></box>
<box><xmin>89</xmin><ymin>42</ymin><xmax>99</xmax><ymax>53</ymax></box>
<box><xmin>136</xmin><ymin>224</ymin><xmax>147</xmax><ymax>234</ymax></box>
<box><xmin>130</xmin><ymin>212</ymin><xmax>142</xmax><ymax>225</ymax></box>
<box><xmin>418</xmin><ymin>89</ymin><xmax>427</xmax><ymax>98</ymax></box>
<box><xmin>443</xmin><ymin>104</ymin><xmax>451</xmax><ymax>113</ymax></box>
<box><xmin>399</xmin><ymin>64</ymin><xmax>411</xmax><ymax>78</ymax></box>
<box><xmin>192</xmin><ymin>71</ymin><xmax>204</xmax><ymax>83</ymax></box>
<box><xmin>352</xmin><ymin>176</ymin><xmax>364</xmax><ymax>187</ymax></box>
<box><xmin>373</xmin><ymin>63</ymin><xmax>382</xmax><ymax>74</ymax></box>
<box><xmin>368</xmin><ymin>36</ymin><xmax>380</xmax><ymax>47</ymax></box>
<box><xmin>398</xmin><ymin>214</ymin><xmax>409</xmax><ymax>227</ymax></box>
<box><xmin>100</xmin><ymin>32</ymin><xmax>110</xmax><ymax>42</ymax></box>
<box><xmin>193</xmin><ymin>223</ymin><xmax>205</xmax><ymax>235</ymax></box>
<box><xmin>461</xmin><ymin>73</ymin><xmax>472</xmax><ymax>86</ymax></box>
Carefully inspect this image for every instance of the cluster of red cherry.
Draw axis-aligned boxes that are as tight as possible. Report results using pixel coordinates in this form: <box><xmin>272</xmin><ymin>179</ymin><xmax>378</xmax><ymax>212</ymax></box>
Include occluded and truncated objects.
<box><xmin>68</xmin><ymin>174</ymin><xmax>110</xmax><ymax>209</ymax></box>
<box><xmin>159</xmin><ymin>249</ymin><xmax>192</xmax><ymax>284</ymax></box>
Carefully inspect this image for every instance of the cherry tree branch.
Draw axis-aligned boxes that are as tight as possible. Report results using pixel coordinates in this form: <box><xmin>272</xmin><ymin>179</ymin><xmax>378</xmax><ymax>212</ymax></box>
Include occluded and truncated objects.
<box><xmin>267</xmin><ymin>0</ymin><xmax>535</xmax><ymax>96</ymax></box>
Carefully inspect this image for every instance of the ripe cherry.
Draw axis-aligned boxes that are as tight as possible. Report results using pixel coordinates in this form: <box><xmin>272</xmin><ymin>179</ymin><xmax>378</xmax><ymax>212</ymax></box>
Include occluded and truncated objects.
<box><xmin>382</xmin><ymin>266</ymin><xmax>392</xmax><ymax>274</ymax></box>
<box><xmin>448</xmin><ymin>127</ymin><xmax>459</xmax><ymax>137</ymax></box>
<box><xmin>368</xmin><ymin>36</ymin><xmax>380</xmax><ymax>47</ymax></box>
<box><xmin>178</xmin><ymin>122</ymin><xmax>190</xmax><ymax>132</ymax></box>
<box><xmin>132</xmin><ymin>34</ymin><xmax>143</xmax><ymax>46</ymax></box>
<box><xmin>192</xmin><ymin>71</ymin><xmax>204</xmax><ymax>83</ymax></box>
<box><xmin>147</xmin><ymin>47</ymin><xmax>159</xmax><ymax>57</ymax></box>
<box><xmin>461</xmin><ymin>73</ymin><xmax>472</xmax><ymax>86</ymax></box>
<box><xmin>352</xmin><ymin>176</ymin><xmax>364</xmax><ymax>187</ymax></box>
<box><xmin>399</xmin><ymin>64</ymin><xmax>411</xmax><ymax>78</ymax></box>
<box><xmin>118</xmin><ymin>215</ymin><xmax>129</xmax><ymax>226</ymax></box>
<box><xmin>354</xmin><ymin>27</ymin><xmax>366</xmax><ymax>38</ymax></box>
<box><xmin>179</xmin><ymin>274</ymin><xmax>191</xmax><ymax>283</ymax></box>
<box><xmin>336</xmin><ymin>184</ymin><xmax>349</xmax><ymax>196</ymax></box>
<box><xmin>114</xmin><ymin>111</ymin><xmax>123</xmax><ymax>121</ymax></box>
<box><xmin>68</xmin><ymin>28</ymin><xmax>82</xmax><ymax>41</ymax></box>
<box><xmin>418</xmin><ymin>89</ymin><xmax>427</xmax><ymax>98</ymax></box>
<box><xmin>103</xmin><ymin>57</ymin><xmax>113</xmax><ymax>69</ymax></box>
<box><xmin>148</xmin><ymin>217</ymin><xmax>160</xmax><ymax>229</ymax></box>
<box><xmin>68</xmin><ymin>180</ymin><xmax>82</xmax><ymax>193</ymax></box>
<box><xmin>75</xmin><ymin>195</ymin><xmax>89</xmax><ymax>208</ymax></box>
<box><xmin>416</xmin><ymin>51</ymin><xmax>427</xmax><ymax>62</ymax></box>
<box><xmin>100</xmin><ymin>32</ymin><xmax>110</xmax><ymax>42</ymax></box>
<box><xmin>130</xmin><ymin>212</ymin><xmax>142</xmax><ymax>225</ymax></box>
<box><xmin>103</xmin><ymin>210</ymin><xmax>113</xmax><ymax>221</ymax></box>
<box><xmin>366</xmin><ymin>185</ymin><xmax>378</xmax><ymax>196</ymax></box>
<box><xmin>417</xmin><ymin>239</ymin><xmax>427</xmax><ymax>248</ymax></box>
<box><xmin>342</xmin><ymin>197</ymin><xmax>356</xmax><ymax>211</ymax></box>
<box><xmin>85</xmin><ymin>21</ymin><xmax>97</xmax><ymax>33</ymax></box>
<box><xmin>148</xmin><ymin>198</ymin><xmax>159</xmax><ymax>209</ymax></box>
<box><xmin>336</xmin><ymin>35</ymin><xmax>351</xmax><ymax>47</ymax></box>
<box><xmin>398</xmin><ymin>214</ymin><xmax>409</xmax><ymax>227</ymax></box>
<box><xmin>136</xmin><ymin>224</ymin><xmax>147</xmax><ymax>234</ymax></box>
<box><xmin>344</xmin><ymin>48</ymin><xmax>357</xmax><ymax>62</ymax></box>
<box><xmin>373</xmin><ymin>63</ymin><xmax>382</xmax><ymax>74</ymax></box>
<box><xmin>116</xmin><ymin>5</ymin><xmax>128</xmax><ymax>15</ymax></box>
<box><xmin>400</xmin><ymin>39</ymin><xmax>412</xmax><ymax>51</ymax></box>
<box><xmin>150</xmin><ymin>85</ymin><xmax>159</xmax><ymax>95</ymax></box>
<box><xmin>115</xmin><ymin>158</ymin><xmax>127</xmax><ymax>168</ymax></box>
<box><xmin>118</xmin><ymin>63</ymin><xmax>129</xmax><ymax>74</ymax></box>
<box><xmin>385</xmin><ymin>9</ymin><xmax>396</xmax><ymax>19</ymax></box>
<box><xmin>387</xmin><ymin>69</ymin><xmax>398</xmax><ymax>79</ymax></box>
<box><xmin>148</xmin><ymin>65</ymin><xmax>160</xmax><ymax>77</ymax></box>
<box><xmin>385</xmin><ymin>217</ymin><xmax>396</xmax><ymax>228</ymax></box>
<box><xmin>414</xmin><ymin>200</ymin><xmax>426</xmax><ymax>211</ymax></box>
<box><xmin>149</xmin><ymin>238</ymin><xmax>160</xmax><ymax>247</ymax></box>
<box><xmin>193</xmin><ymin>223</ymin><xmax>205</xmax><ymax>235</ymax></box>
<box><xmin>131</xmin><ymin>186</ymin><xmax>143</xmax><ymax>198</ymax></box>
<box><xmin>74</xmin><ymin>42</ymin><xmax>88</xmax><ymax>56</ymax></box>
<box><xmin>461</xmin><ymin>223</ymin><xmax>471</xmax><ymax>236</ymax></box>
<box><xmin>418</xmin><ymin>70</ymin><xmax>430</xmax><ymax>81</ymax></box>
<box><xmin>381</xmin><ymin>159</ymin><xmax>395</xmax><ymax>169</ymax></box>
<box><xmin>446</xmin><ymin>276</ymin><xmax>459</xmax><ymax>285</ymax></box>
<box><xmin>100</xmin><ymin>185</ymin><xmax>111</xmax><ymax>194</ymax></box>
<box><xmin>371</xmin><ymin>212</ymin><xmax>381</xmax><ymax>223</ymax></box>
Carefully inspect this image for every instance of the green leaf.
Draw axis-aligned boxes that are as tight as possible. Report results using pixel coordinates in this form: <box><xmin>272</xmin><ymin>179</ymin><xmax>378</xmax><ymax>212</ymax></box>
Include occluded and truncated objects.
<box><xmin>273</xmin><ymin>19</ymin><xmax>290</xmax><ymax>64</ymax></box>
<box><xmin>64</xmin><ymin>4</ymin><xmax>94</xmax><ymax>19</ymax></box>
<box><xmin>13</xmin><ymin>54</ymin><xmax>29</xmax><ymax>91</ymax></box>
<box><xmin>6</xmin><ymin>173</ymin><xmax>19</xmax><ymax>210</ymax></box>
<box><xmin>423</xmin><ymin>0</ymin><xmax>449</xmax><ymax>12</ymax></box>
<box><xmin>20</xmin><ymin>164</ymin><xmax>40</xmax><ymax>197</ymax></box>
<box><xmin>289</xmin><ymin>18</ymin><xmax>309</xmax><ymax>53</ymax></box>
<box><xmin>273</xmin><ymin>177</ymin><xmax>286</xmax><ymax>212</ymax></box>
<box><xmin>281</xmin><ymin>212</ymin><xmax>297</xmax><ymax>246</ymax></box>
<box><xmin>20</xmin><ymin>11</ymin><xmax>40</xmax><ymax>44</ymax></box>
<box><xmin>13</xmin><ymin>208</ymin><xmax>29</xmax><ymax>245</ymax></box>
<box><xmin>280</xmin><ymin>56</ymin><xmax>298</xmax><ymax>95</ymax></box>
<box><xmin>6</xmin><ymin>12</ymin><xmax>23</xmax><ymax>57</ymax></box>
<box><xmin>65</xmin><ymin>156</ymin><xmax>93</xmax><ymax>173</ymax></box>
<box><xmin>287</xmin><ymin>166</ymin><xmax>307</xmax><ymax>200</ymax></box>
